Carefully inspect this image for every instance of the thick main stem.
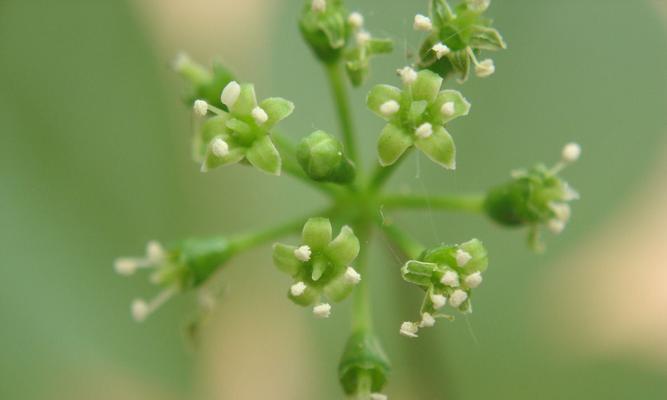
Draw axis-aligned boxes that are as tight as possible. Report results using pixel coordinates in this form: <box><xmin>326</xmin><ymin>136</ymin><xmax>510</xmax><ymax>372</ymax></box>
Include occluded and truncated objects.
<box><xmin>325</xmin><ymin>62</ymin><xmax>359</xmax><ymax>166</ymax></box>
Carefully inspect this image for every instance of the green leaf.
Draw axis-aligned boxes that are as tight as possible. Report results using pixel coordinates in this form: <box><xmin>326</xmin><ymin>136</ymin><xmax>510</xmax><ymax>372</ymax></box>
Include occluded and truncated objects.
<box><xmin>414</xmin><ymin>125</ymin><xmax>456</xmax><ymax>169</ymax></box>
<box><xmin>377</xmin><ymin>124</ymin><xmax>413</xmax><ymax>166</ymax></box>
<box><xmin>367</xmin><ymin>84</ymin><xmax>402</xmax><ymax>121</ymax></box>
<box><xmin>230</xmin><ymin>83</ymin><xmax>257</xmax><ymax>116</ymax></box>
<box><xmin>431</xmin><ymin>89</ymin><xmax>471</xmax><ymax>124</ymax></box>
<box><xmin>245</xmin><ymin>135</ymin><xmax>281</xmax><ymax>175</ymax></box>
<box><xmin>411</xmin><ymin>70</ymin><xmax>443</xmax><ymax>103</ymax></box>
<box><xmin>325</xmin><ymin>226</ymin><xmax>360</xmax><ymax>267</ymax></box>
<box><xmin>469</xmin><ymin>25</ymin><xmax>507</xmax><ymax>51</ymax></box>
<box><xmin>401</xmin><ymin>260</ymin><xmax>437</xmax><ymax>286</ymax></box>
<box><xmin>272</xmin><ymin>243</ymin><xmax>301</xmax><ymax>276</ymax></box>
<box><xmin>302</xmin><ymin>217</ymin><xmax>333</xmax><ymax>251</ymax></box>
<box><xmin>260</xmin><ymin>97</ymin><xmax>294</xmax><ymax>129</ymax></box>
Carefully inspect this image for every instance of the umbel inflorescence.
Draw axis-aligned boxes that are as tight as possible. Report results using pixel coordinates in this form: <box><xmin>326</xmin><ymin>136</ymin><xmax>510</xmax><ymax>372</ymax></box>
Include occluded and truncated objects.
<box><xmin>115</xmin><ymin>1</ymin><xmax>580</xmax><ymax>398</ymax></box>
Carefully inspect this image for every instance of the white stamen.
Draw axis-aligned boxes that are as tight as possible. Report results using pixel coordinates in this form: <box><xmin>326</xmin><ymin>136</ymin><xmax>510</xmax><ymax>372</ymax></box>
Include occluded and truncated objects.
<box><xmin>211</xmin><ymin>138</ymin><xmax>230</xmax><ymax>157</ymax></box>
<box><xmin>290</xmin><ymin>281</ymin><xmax>307</xmax><ymax>297</ymax></box>
<box><xmin>548</xmin><ymin>219</ymin><xmax>566</xmax><ymax>234</ymax></box>
<box><xmin>311</xmin><ymin>0</ymin><xmax>326</xmax><ymax>13</ymax></box>
<box><xmin>562</xmin><ymin>142</ymin><xmax>581</xmax><ymax>163</ymax></box>
<box><xmin>114</xmin><ymin>258</ymin><xmax>138</xmax><ymax>276</ymax></box>
<box><xmin>398</xmin><ymin>66</ymin><xmax>418</xmax><ymax>85</ymax></box>
<box><xmin>131</xmin><ymin>299</ymin><xmax>149</xmax><ymax>322</ymax></box>
<box><xmin>550</xmin><ymin>202</ymin><xmax>571</xmax><ymax>222</ymax></box>
<box><xmin>400</xmin><ymin>321</ymin><xmax>419</xmax><ymax>338</ymax></box>
<box><xmin>441</xmin><ymin>101</ymin><xmax>456</xmax><ymax>117</ymax></box>
<box><xmin>220</xmin><ymin>81</ymin><xmax>241</xmax><ymax>108</ymax></box>
<box><xmin>441</xmin><ymin>270</ymin><xmax>460</xmax><ymax>287</ymax></box>
<box><xmin>455</xmin><ymin>249</ymin><xmax>472</xmax><ymax>267</ymax></box>
<box><xmin>193</xmin><ymin>100</ymin><xmax>209</xmax><ymax>116</ymax></box>
<box><xmin>370</xmin><ymin>394</ymin><xmax>388</xmax><ymax>400</ymax></box>
<box><xmin>420</xmin><ymin>312</ymin><xmax>436</xmax><ymax>328</ymax></box>
<box><xmin>348</xmin><ymin>12</ymin><xmax>364</xmax><ymax>29</ymax></box>
<box><xmin>413</xmin><ymin>14</ymin><xmax>433</xmax><ymax>32</ymax></box>
<box><xmin>464</xmin><ymin>272</ymin><xmax>483</xmax><ymax>288</ymax></box>
<box><xmin>313</xmin><ymin>303</ymin><xmax>331</xmax><ymax>318</ymax></box>
<box><xmin>344</xmin><ymin>267</ymin><xmax>362</xmax><ymax>285</ymax></box>
<box><xmin>431</xmin><ymin>293</ymin><xmax>447</xmax><ymax>309</ymax></box>
<box><xmin>294</xmin><ymin>245</ymin><xmax>312</xmax><ymax>262</ymax></box>
<box><xmin>475</xmin><ymin>59</ymin><xmax>495</xmax><ymax>78</ymax></box>
<box><xmin>146</xmin><ymin>240</ymin><xmax>165</xmax><ymax>263</ymax></box>
<box><xmin>415</xmin><ymin>123</ymin><xmax>433</xmax><ymax>139</ymax></box>
<box><xmin>251</xmin><ymin>106</ymin><xmax>269</xmax><ymax>125</ymax></box>
<box><xmin>379</xmin><ymin>100</ymin><xmax>400</xmax><ymax>117</ymax></box>
<box><xmin>356</xmin><ymin>31</ymin><xmax>371</xmax><ymax>46</ymax></box>
<box><xmin>449</xmin><ymin>289</ymin><xmax>468</xmax><ymax>308</ymax></box>
<box><xmin>432</xmin><ymin>42</ymin><xmax>451</xmax><ymax>59</ymax></box>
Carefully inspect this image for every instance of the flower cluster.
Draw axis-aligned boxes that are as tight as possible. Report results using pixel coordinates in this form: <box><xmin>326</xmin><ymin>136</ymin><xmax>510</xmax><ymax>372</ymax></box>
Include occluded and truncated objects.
<box><xmin>273</xmin><ymin>217</ymin><xmax>361</xmax><ymax>318</ymax></box>
<box><xmin>367</xmin><ymin>68</ymin><xmax>470</xmax><ymax>168</ymax></box>
<box><xmin>399</xmin><ymin>239</ymin><xmax>488</xmax><ymax>338</ymax></box>
<box><xmin>414</xmin><ymin>0</ymin><xmax>507</xmax><ymax>81</ymax></box>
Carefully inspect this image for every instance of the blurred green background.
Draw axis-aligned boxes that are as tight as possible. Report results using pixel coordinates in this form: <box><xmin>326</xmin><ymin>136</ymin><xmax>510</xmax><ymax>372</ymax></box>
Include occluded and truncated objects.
<box><xmin>1</xmin><ymin>0</ymin><xmax>666</xmax><ymax>399</ymax></box>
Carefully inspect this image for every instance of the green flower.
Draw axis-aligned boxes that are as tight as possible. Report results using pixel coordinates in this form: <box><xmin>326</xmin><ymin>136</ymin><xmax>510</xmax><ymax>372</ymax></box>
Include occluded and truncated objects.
<box><xmin>273</xmin><ymin>217</ymin><xmax>361</xmax><ymax>317</ymax></box>
<box><xmin>299</xmin><ymin>0</ymin><xmax>348</xmax><ymax>64</ymax></box>
<box><xmin>193</xmin><ymin>81</ymin><xmax>294</xmax><ymax>176</ymax></box>
<box><xmin>344</xmin><ymin>13</ymin><xmax>394</xmax><ymax>86</ymax></box>
<box><xmin>400</xmin><ymin>239</ymin><xmax>488</xmax><ymax>338</ymax></box>
<box><xmin>114</xmin><ymin>237</ymin><xmax>237</xmax><ymax>322</ymax></box>
<box><xmin>338</xmin><ymin>332</ymin><xmax>391</xmax><ymax>398</ymax></box>
<box><xmin>415</xmin><ymin>0</ymin><xmax>507</xmax><ymax>82</ymax></box>
<box><xmin>367</xmin><ymin>68</ymin><xmax>470</xmax><ymax>168</ymax></box>
<box><xmin>484</xmin><ymin>143</ymin><xmax>581</xmax><ymax>251</ymax></box>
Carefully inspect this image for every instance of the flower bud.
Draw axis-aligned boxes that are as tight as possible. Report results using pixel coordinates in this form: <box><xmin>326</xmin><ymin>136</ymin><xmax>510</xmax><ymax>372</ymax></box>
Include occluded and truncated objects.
<box><xmin>338</xmin><ymin>332</ymin><xmax>391</xmax><ymax>396</ymax></box>
<box><xmin>297</xmin><ymin>130</ymin><xmax>356</xmax><ymax>183</ymax></box>
<box><xmin>299</xmin><ymin>0</ymin><xmax>348</xmax><ymax>64</ymax></box>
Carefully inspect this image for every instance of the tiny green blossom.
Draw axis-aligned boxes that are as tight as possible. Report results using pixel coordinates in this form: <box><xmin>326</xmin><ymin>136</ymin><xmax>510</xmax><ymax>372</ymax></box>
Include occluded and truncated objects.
<box><xmin>344</xmin><ymin>13</ymin><xmax>394</xmax><ymax>86</ymax></box>
<box><xmin>194</xmin><ymin>82</ymin><xmax>294</xmax><ymax>175</ymax></box>
<box><xmin>299</xmin><ymin>0</ymin><xmax>348</xmax><ymax>64</ymax></box>
<box><xmin>367</xmin><ymin>68</ymin><xmax>470</xmax><ymax>168</ymax></box>
<box><xmin>400</xmin><ymin>239</ymin><xmax>488</xmax><ymax>337</ymax></box>
<box><xmin>416</xmin><ymin>0</ymin><xmax>507</xmax><ymax>81</ymax></box>
<box><xmin>273</xmin><ymin>217</ymin><xmax>361</xmax><ymax>316</ymax></box>
<box><xmin>297</xmin><ymin>130</ymin><xmax>356</xmax><ymax>183</ymax></box>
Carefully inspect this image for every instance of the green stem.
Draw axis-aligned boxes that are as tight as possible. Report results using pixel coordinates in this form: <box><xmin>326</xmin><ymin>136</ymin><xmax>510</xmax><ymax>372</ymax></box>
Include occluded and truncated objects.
<box><xmin>377</xmin><ymin>220</ymin><xmax>425</xmax><ymax>260</ymax></box>
<box><xmin>380</xmin><ymin>193</ymin><xmax>485</xmax><ymax>214</ymax></box>
<box><xmin>368</xmin><ymin>149</ymin><xmax>411</xmax><ymax>191</ymax></box>
<box><xmin>352</xmin><ymin>219</ymin><xmax>372</xmax><ymax>333</ymax></box>
<box><xmin>325</xmin><ymin>62</ymin><xmax>359</xmax><ymax>166</ymax></box>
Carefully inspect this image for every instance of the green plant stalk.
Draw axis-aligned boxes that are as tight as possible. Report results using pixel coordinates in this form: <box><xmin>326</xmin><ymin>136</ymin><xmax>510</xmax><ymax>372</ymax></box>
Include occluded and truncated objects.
<box><xmin>368</xmin><ymin>149</ymin><xmax>412</xmax><ymax>191</ymax></box>
<box><xmin>377</xmin><ymin>219</ymin><xmax>425</xmax><ymax>260</ymax></box>
<box><xmin>325</xmin><ymin>62</ymin><xmax>359</xmax><ymax>166</ymax></box>
<box><xmin>380</xmin><ymin>193</ymin><xmax>485</xmax><ymax>213</ymax></box>
<box><xmin>351</xmin><ymin>219</ymin><xmax>373</xmax><ymax>334</ymax></box>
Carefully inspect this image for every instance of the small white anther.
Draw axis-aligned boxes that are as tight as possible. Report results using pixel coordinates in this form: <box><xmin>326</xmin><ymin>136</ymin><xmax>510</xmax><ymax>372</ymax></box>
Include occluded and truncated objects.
<box><xmin>311</xmin><ymin>0</ymin><xmax>326</xmax><ymax>13</ymax></box>
<box><xmin>413</xmin><ymin>14</ymin><xmax>433</xmax><ymax>32</ymax></box>
<box><xmin>449</xmin><ymin>289</ymin><xmax>468</xmax><ymax>308</ymax></box>
<box><xmin>290</xmin><ymin>281</ymin><xmax>307</xmax><ymax>297</ymax></box>
<box><xmin>400</xmin><ymin>321</ymin><xmax>419</xmax><ymax>338</ymax></box>
<box><xmin>441</xmin><ymin>101</ymin><xmax>456</xmax><ymax>117</ymax></box>
<box><xmin>294</xmin><ymin>245</ymin><xmax>312</xmax><ymax>262</ymax></box>
<box><xmin>348</xmin><ymin>12</ymin><xmax>364</xmax><ymax>29</ymax></box>
<box><xmin>344</xmin><ymin>267</ymin><xmax>362</xmax><ymax>285</ymax></box>
<box><xmin>550</xmin><ymin>202</ymin><xmax>571</xmax><ymax>222</ymax></box>
<box><xmin>114</xmin><ymin>258</ymin><xmax>138</xmax><ymax>276</ymax></box>
<box><xmin>475</xmin><ymin>59</ymin><xmax>496</xmax><ymax>78</ymax></box>
<box><xmin>548</xmin><ymin>219</ymin><xmax>566</xmax><ymax>234</ymax></box>
<box><xmin>441</xmin><ymin>270</ymin><xmax>460</xmax><ymax>287</ymax></box>
<box><xmin>146</xmin><ymin>240</ymin><xmax>165</xmax><ymax>263</ymax></box>
<box><xmin>356</xmin><ymin>31</ymin><xmax>371</xmax><ymax>46</ymax></box>
<box><xmin>220</xmin><ymin>81</ymin><xmax>241</xmax><ymax>108</ymax></box>
<box><xmin>193</xmin><ymin>100</ymin><xmax>208</xmax><ymax>116</ymax></box>
<box><xmin>464</xmin><ymin>272</ymin><xmax>483</xmax><ymax>289</ymax></box>
<box><xmin>131</xmin><ymin>299</ymin><xmax>149</xmax><ymax>322</ymax></box>
<box><xmin>562</xmin><ymin>142</ymin><xmax>581</xmax><ymax>163</ymax></box>
<box><xmin>432</xmin><ymin>42</ymin><xmax>451</xmax><ymax>59</ymax></box>
<box><xmin>313</xmin><ymin>303</ymin><xmax>332</xmax><ymax>318</ymax></box>
<box><xmin>251</xmin><ymin>106</ymin><xmax>269</xmax><ymax>125</ymax></box>
<box><xmin>398</xmin><ymin>66</ymin><xmax>418</xmax><ymax>85</ymax></box>
<box><xmin>370</xmin><ymin>394</ymin><xmax>388</xmax><ymax>400</ymax></box>
<box><xmin>211</xmin><ymin>138</ymin><xmax>230</xmax><ymax>158</ymax></box>
<box><xmin>415</xmin><ymin>123</ymin><xmax>433</xmax><ymax>139</ymax></box>
<box><xmin>431</xmin><ymin>293</ymin><xmax>447</xmax><ymax>309</ymax></box>
<box><xmin>379</xmin><ymin>100</ymin><xmax>400</xmax><ymax>117</ymax></box>
<box><xmin>455</xmin><ymin>249</ymin><xmax>472</xmax><ymax>267</ymax></box>
<box><xmin>420</xmin><ymin>312</ymin><xmax>436</xmax><ymax>328</ymax></box>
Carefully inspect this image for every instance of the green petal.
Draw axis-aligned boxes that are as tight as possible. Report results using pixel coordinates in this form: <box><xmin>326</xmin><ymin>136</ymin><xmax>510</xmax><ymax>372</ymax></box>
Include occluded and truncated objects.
<box><xmin>367</xmin><ymin>38</ymin><xmax>394</xmax><ymax>55</ymax></box>
<box><xmin>246</xmin><ymin>135</ymin><xmax>282</xmax><ymax>175</ymax></box>
<box><xmin>225</xmin><ymin>118</ymin><xmax>251</xmax><ymax>135</ymax></box>
<box><xmin>367</xmin><ymin>84</ymin><xmax>402</xmax><ymax>120</ymax></box>
<box><xmin>431</xmin><ymin>90</ymin><xmax>471</xmax><ymax>125</ymax></box>
<box><xmin>272</xmin><ymin>243</ymin><xmax>301</xmax><ymax>276</ymax></box>
<box><xmin>325</xmin><ymin>226</ymin><xmax>360</xmax><ymax>267</ymax></box>
<box><xmin>323</xmin><ymin>273</ymin><xmax>355</xmax><ymax>302</ymax></box>
<box><xmin>414</xmin><ymin>125</ymin><xmax>456</xmax><ymax>169</ymax></box>
<box><xmin>401</xmin><ymin>260</ymin><xmax>437</xmax><ymax>287</ymax></box>
<box><xmin>448</xmin><ymin>50</ymin><xmax>471</xmax><ymax>82</ymax></box>
<box><xmin>412</xmin><ymin>70</ymin><xmax>443</xmax><ymax>103</ymax></box>
<box><xmin>377</xmin><ymin>124</ymin><xmax>413</xmax><ymax>166</ymax></box>
<box><xmin>288</xmin><ymin>284</ymin><xmax>319</xmax><ymax>306</ymax></box>
<box><xmin>196</xmin><ymin>114</ymin><xmax>230</xmax><ymax>161</ymax></box>
<box><xmin>260</xmin><ymin>97</ymin><xmax>295</xmax><ymax>129</ymax></box>
<box><xmin>458</xmin><ymin>239</ymin><xmax>489</xmax><ymax>273</ymax></box>
<box><xmin>469</xmin><ymin>26</ymin><xmax>507</xmax><ymax>51</ymax></box>
<box><xmin>201</xmin><ymin>136</ymin><xmax>245</xmax><ymax>172</ymax></box>
<box><xmin>230</xmin><ymin>83</ymin><xmax>257</xmax><ymax>117</ymax></box>
<box><xmin>302</xmin><ymin>217</ymin><xmax>333</xmax><ymax>251</ymax></box>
